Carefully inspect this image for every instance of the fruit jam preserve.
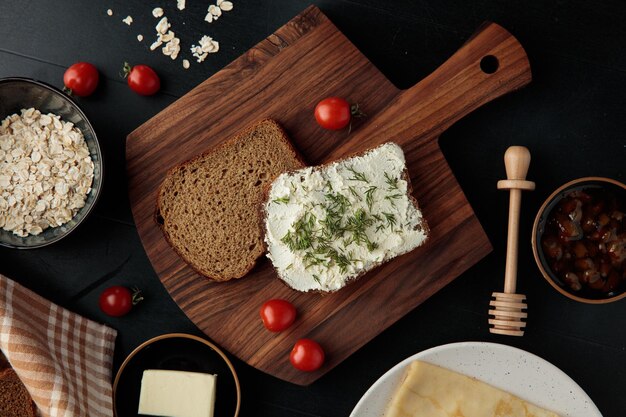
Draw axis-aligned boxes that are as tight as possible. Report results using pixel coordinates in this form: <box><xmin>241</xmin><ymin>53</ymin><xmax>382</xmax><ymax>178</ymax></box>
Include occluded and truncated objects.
<box><xmin>541</xmin><ymin>185</ymin><xmax>626</xmax><ymax>298</ymax></box>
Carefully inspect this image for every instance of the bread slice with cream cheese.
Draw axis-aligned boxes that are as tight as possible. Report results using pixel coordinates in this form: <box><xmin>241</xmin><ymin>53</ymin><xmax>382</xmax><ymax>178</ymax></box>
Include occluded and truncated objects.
<box><xmin>264</xmin><ymin>142</ymin><xmax>428</xmax><ymax>292</ymax></box>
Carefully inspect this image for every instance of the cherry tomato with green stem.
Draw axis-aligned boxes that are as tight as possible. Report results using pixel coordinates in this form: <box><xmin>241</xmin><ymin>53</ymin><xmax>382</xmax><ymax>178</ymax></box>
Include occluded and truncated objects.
<box><xmin>314</xmin><ymin>97</ymin><xmax>364</xmax><ymax>131</ymax></box>
<box><xmin>99</xmin><ymin>286</ymin><xmax>143</xmax><ymax>317</ymax></box>
<box><xmin>63</xmin><ymin>62</ymin><xmax>99</xmax><ymax>97</ymax></box>
<box><xmin>122</xmin><ymin>62</ymin><xmax>161</xmax><ymax>96</ymax></box>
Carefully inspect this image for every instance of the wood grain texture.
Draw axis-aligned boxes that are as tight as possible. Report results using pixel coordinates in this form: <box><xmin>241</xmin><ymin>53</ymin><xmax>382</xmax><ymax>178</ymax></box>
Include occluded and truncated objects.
<box><xmin>127</xmin><ymin>6</ymin><xmax>531</xmax><ymax>385</ymax></box>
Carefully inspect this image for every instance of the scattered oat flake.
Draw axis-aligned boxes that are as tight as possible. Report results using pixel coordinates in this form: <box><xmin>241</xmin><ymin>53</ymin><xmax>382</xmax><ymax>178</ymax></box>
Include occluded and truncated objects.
<box><xmin>183</xmin><ymin>59</ymin><xmax>190</xmax><ymax>69</ymax></box>
<box><xmin>219</xmin><ymin>1</ymin><xmax>233</xmax><ymax>11</ymax></box>
<box><xmin>208</xmin><ymin>5</ymin><xmax>221</xmax><ymax>18</ymax></box>
<box><xmin>162</xmin><ymin>37</ymin><xmax>181</xmax><ymax>60</ymax></box>
<box><xmin>152</xmin><ymin>7</ymin><xmax>164</xmax><ymax>18</ymax></box>
<box><xmin>177</xmin><ymin>0</ymin><xmax>186</xmax><ymax>10</ymax></box>
<box><xmin>150</xmin><ymin>40</ymin><xmax>163</xmax><ymax>51</ymax></box>
<box><xmin>205</xmin><ymin>1</ymin><xmax>232</xmax><ymax>22</ymax></box>
<box><xmin>137</xmin><ymin>34</ymin><xmax>144</xmax><ymax>42</ymax></box>
<box><xmin>191</xmin><ymin>35</ymin><xmax>219</xmax><ymax>62</ymax></box>
<box><xmin>106</xmin><ymin>9</ymin><xmax>113</xmax><ymax>16</ymax></box>
<box><xmin>156</xmin><ymin>17</ymin><xmax>170</xmax><ymax>34</ymax></box>
<box><xmin>122</xmin><ymin>15</ymin><xmax>133</xmax><ymax>25</ymax></box>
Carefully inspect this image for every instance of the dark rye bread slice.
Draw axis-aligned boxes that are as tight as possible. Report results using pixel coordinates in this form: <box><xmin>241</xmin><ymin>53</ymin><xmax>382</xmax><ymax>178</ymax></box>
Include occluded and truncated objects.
<box><xmin>156</xmin><ymin>119</ymin><xmax>306</xmax><ymax>281</ymax></box>
<box><xmin>0</xmin><ymin>368</ymin><xmax>37</xmax><ymax>417</ymax></box>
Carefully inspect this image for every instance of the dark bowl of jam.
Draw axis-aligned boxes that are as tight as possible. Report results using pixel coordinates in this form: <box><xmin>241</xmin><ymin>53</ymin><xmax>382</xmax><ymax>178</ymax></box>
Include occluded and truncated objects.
<box><xmin>532</xmin><ymin>177</ymin><xmax>626</xmax><ymax>303</ymax></box>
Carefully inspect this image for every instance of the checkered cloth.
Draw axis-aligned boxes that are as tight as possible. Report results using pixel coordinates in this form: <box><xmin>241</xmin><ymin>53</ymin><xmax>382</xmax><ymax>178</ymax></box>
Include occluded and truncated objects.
<box><xmin>0</xmin><ymin>274</ymin><xmax>117</xmax><ymax>417</ymax></box>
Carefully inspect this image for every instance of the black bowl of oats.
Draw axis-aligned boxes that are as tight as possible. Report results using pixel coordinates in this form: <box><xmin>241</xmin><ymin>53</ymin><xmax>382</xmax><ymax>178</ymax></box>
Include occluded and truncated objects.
<box><xmin>0</xmin><ymin>77</ymin><xmax>103</xmax><ymax>248</ymax></box>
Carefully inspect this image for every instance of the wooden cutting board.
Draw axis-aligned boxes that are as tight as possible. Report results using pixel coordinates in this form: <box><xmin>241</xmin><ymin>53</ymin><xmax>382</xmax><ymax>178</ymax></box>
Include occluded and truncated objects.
<box><xmin>127</xmin><ymin>5</ymin><xmax>531</xmax><ymax>385</ymax></box>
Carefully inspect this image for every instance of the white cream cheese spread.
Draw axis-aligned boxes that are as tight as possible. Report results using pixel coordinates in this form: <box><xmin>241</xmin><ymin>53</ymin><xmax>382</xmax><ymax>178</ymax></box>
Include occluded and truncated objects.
<box><xmin>264</xmin><ymin>142</ymin><xmax>428</xmax><ymax>292</ymax></box>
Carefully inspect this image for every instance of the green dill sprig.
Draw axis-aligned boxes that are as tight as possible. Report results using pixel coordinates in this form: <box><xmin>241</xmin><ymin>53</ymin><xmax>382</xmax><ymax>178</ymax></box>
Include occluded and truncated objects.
<box><xmin>347</xmin><ymin>166</ymin><xmax>369</xmax><ymax>183</ymax></box>
<box><xmin>319</xmin><ymin>210</ymin><xmax>344</xmax><ymax>239</ymax></box>
<box><xmin>347</xmin><ymin>185</ymin><xmax>360</xmax><ymax>200</ymax></box>
<box><xmin>303</xmin><ymin>251</ymin><xmax>326</xmax><ymax>269</ymax></box>
<box><xmin>364</xmin><ymin>186</ymin><xmax>377</xmax><ymax>211</ymax></box>
<box><xmin>281</xmin><ymin>212</ymin><xmax>316</xmax><ymax>251</ymax></box>
<box><xmin>346</xmin><ymin>209</ymin><xmax>378</xmax><ymax>251</ymax></box>
<box><xmin>314</xmin><ymin>245</ymin><xmax>353</xmax><ymax>274</ymax></box>
<box><xmin>384</xmin><ymin>171</ymin><xmax>399</xmax><ymax>191</ymax></box>
<box><xmin>325</xmin><ymin>192</ymin><xmax>350</xmax><ymax>214</ymax></box>
<box><xmin>384</xmin><ymin>193</ymin><xmax>403</xmax><ymax>207</ymax></box>
<box><xmin>382</xmin><ymin>212</ymin><xmax>397</xmax><ymax>230</ymax></box>
<box><xmin>272</xmin><ymin>196</ymin><xmax>290</xmax><ymax>204</ymax></box>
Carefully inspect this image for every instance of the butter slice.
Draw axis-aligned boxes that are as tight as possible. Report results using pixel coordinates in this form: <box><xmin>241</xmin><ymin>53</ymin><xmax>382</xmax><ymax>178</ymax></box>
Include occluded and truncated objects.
<box><xmin>386</xmin><ymin>361</ymin><xmax>560</xmax><ymax>417</ymax></box>
<box><xmin>138</xmin><ymin>370</ymin><xmax>216</xmax><ymax>417</ymax></box>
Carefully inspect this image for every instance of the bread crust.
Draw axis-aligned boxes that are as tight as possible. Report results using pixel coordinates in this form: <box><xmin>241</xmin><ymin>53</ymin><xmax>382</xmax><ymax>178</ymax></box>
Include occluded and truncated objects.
<box><xmin>0</xmin><ymin>368</ymin><xmax>37</xmax><ymax>417</ymax></box>
<box><xmin>155</xmin><ymin>118</ymin><xmax>306</xmax><ymax>282</ymax></box>
<box><xmin>261</xmin><ymin>142</ymin><xmax>430</xmax><ymax>293</ymax></box>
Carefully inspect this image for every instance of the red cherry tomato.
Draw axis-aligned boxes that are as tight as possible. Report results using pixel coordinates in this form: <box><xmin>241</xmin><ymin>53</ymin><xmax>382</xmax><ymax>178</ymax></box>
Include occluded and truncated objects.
<box><xmin>260</xmin><ymin>299</ymin><xmax>296</xmax><ymax>332</ymax></box>
<box><xmin>314</xmin><ymin>97</ymin><xmax>352</xmax><ymax>130</ymax></box>
<box><xmin>63</xmin><ymin>62</ymin><xmax>99</xmax><ymax>97</ymax></box>
<box><xmin>123</xmin><ymin>62</ymin><xmax>160</xmax><ymax>96</ymax></box>
<box><xmin>99</xmin><ymin>286</ymin><xmax>143</xmax><ymax>317</ymax></box>
<box><xmin>289</xmin><ymin>339</ymin><xmax>325</xmax><ymax>372</ymax></box>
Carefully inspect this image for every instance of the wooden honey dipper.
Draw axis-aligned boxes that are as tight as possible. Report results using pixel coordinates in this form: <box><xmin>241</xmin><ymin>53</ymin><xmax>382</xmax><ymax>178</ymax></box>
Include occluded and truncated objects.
<box><xmin>489</xmin><ymin>146</ymin><xmax>535</xmax><ymax>336</ymax></box>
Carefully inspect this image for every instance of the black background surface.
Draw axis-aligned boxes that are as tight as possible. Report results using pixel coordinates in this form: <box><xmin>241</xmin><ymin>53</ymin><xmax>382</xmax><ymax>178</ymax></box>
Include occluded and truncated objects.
<box><xmin>1</xmin><ymin>1</ymin><xmax>625</xmax><ymax>416</ymax></box>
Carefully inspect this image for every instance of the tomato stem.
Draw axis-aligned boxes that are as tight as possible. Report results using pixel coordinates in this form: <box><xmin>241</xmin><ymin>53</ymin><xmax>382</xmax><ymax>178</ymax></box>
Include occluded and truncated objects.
<box><xmin>62</xmin><ymin>86</ymin><xmax>73</xmax><ymax>96</ymax></box>
<box><xmin>121</xmin><ymin>62</ymin><xmax>132</xmax><ymax>79</ymax></box>
<box><xmin>348</xmin><ymin>103</ymin><xmax>366</xmax><ymax>134</ymax></box>
<box><xmin>131</xmin><ymin>287</ymin><xmax>144</xmax><ymax>305</ymax></box>
<box><xmin>350</xmin><ymin>103</ymin><xmax>366</xmax><ymax>119</ymax></box>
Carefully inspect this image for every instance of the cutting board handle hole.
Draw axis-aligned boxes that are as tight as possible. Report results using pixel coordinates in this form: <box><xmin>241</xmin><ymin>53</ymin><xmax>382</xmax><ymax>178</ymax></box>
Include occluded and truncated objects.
<box><xmin>480</xmin><ymin>55</ymin><xmax>499</xmax><ymax>74</ymax></box>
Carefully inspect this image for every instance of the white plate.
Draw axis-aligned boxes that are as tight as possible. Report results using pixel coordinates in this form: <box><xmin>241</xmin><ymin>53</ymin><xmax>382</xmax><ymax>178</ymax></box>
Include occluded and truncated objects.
<box><xmin>350</xmin><ymin>342</ymin><xmax>601</xmax><ymax>417</ymax></box>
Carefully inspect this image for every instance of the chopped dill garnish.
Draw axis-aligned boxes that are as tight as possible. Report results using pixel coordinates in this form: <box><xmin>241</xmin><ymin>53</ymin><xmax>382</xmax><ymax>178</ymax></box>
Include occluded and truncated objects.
<box><xmin>347</xmin><ymin>185</ymin><xmax>360</xmax><ymax>200</ymax></box>
<box><xmin>312</xmin><ymin>274</ymin><xmax>322</xmax><ymax>285</ymax></box>
<box><xmin>315</xmin><ymin>245</ymin><xmax>353</xmax><ymax>274</ymax></box>
<box><xmin>347</xmin><ymin>166</ymin><xmax>369</xmax><ymax>183</ymax></box>
<box><xmin>382</xmin><ymin>212</ymin><xmax>397</xmax><ymax>229</ymax></box>
<box><xmin>281</xmin><ymin>212</ymin><xmax>316</xmax><ymax>251</ymax></box>
<box><xmin>384</xmin><ymin>171</ymin><xmax>399</xmax><ymax>191</ymax></box>
<box><xmin>303</xmin><ymin>251</ymin><xmax>326</xmax><ymax>269</ymax></box>
<box><xmin>384</xmin><ymin>193</ymin><xmax>403</xmax><ymax>207</ymax></box>
<box><xmin>319</xmin><ymin>210</ymin><xmax>344</xmax><ymax>239</ymax></box>
<box><xmin>273</xmin><ymin>196</ymin><xmax>290</xmax><ymax>204</ymax></box>
<box><xmin>325</xmin><ymin>192</ymin><xmax>350</xmax><ymax>214</ymax></box>
<box><xmin>366</xmin><ymin>240</ymin><xmax>379</xmax><ymax>251</ymax></box>
<box><xmin>346</xmin><ymin>209</ymin><xmax>377</xmax><ymax>251</ymax></box>
<box><xmin>280</xmin><ymin>177</ymin><xmax>394</xmax><ymax>276</ymax></box>
<box><xmin>364</xmin><ymin>186</ymin><xmax>377</xmax><ymax>211</ymax></box>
